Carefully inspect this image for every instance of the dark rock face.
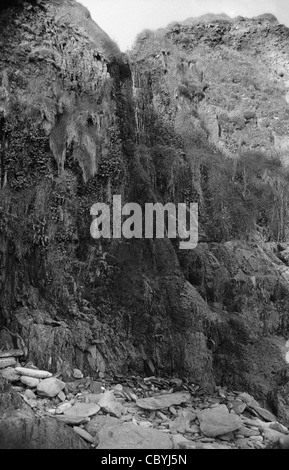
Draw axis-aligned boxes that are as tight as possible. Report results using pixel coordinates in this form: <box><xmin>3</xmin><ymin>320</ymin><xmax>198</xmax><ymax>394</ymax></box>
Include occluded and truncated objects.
<box><xmin>1</xmin><ymin>0</ymin><xmax>289</xmax><ymax>420</ymax></box>
<box><xmin>0</xmin><ymin>0</ymin><xmax>215</xmax><ymax>389</ymax></box>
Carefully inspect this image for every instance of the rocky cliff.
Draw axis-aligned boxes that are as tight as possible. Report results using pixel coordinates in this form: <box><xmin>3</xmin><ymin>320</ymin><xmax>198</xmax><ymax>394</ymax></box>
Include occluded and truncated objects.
<box><xmin>1</xmin><ymin>0</ymin><xmax>289</xmax><ymax>422</ymax></box>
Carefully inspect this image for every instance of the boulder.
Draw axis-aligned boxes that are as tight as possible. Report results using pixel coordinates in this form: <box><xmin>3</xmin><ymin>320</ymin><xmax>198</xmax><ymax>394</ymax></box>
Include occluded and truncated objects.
<box><xmin>198</xmin><ymin>405</ymin><xmax>242</xmax><ymax>437</ymax></box>
<box><xmin>37</xmin><ymin>377</ymin><xmax>65</xmax><ymax>397</ymax></box>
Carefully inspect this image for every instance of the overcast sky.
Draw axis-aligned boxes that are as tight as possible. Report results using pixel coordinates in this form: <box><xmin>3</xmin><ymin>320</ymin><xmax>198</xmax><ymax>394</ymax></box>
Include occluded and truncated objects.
<box><xmin>77</xmin><ymin>0</ymin><xmax>289</xmax><ymax>51</ymax></box>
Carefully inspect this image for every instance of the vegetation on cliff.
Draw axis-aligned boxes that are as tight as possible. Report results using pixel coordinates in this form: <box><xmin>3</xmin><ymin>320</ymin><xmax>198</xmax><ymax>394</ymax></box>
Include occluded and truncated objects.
<box><xmin>2</xmin><ymin>2</ymin><xmax>289</xmax><ymax>422</ymax></box>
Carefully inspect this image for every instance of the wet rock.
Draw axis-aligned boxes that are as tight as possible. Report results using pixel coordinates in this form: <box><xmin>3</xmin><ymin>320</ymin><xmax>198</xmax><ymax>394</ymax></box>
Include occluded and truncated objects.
<box><xmin>63</xmin><ymin>402</ymin><xmax>100</xmax><ymax>418</ymax></box>
<box><xmin>37</xmin><ymin>378</ymin><xmax>65</xmax><ymax>397</ymax></box>
<box><xmin>98</xmin><ymin>391</ymin><xmax>125</xmax><ymax>418</ymax></box>
<box><xmin>97</xmin><ymin>422</ymin><xmax>173</xmax><ymax>449</ymax></box>
<box><xmin>198</xmin><ymin>405</ymin><xmax>242</xmax><ymax>437</ymax></box>
<box><xmin>136</xmin><ymin>392</ymin><xmax>190</xmax><ymax>410</ymax></box>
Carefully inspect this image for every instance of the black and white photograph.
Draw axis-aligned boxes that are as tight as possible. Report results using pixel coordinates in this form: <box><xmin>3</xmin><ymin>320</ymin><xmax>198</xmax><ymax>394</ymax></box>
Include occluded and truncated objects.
<box><xmin>1</xmin><ymin>0</ymin><xmax>289</xmax><ymax>453</ymax></box>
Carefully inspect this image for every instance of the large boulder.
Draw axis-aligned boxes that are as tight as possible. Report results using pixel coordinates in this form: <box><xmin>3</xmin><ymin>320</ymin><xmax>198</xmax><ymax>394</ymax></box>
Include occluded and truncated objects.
<box><xmin>198</xmin><ymin>405</ymin><xmax>242</xmax><ymax>437</ymax></box>
<box><xmin>0</xmin><ymin>390</ymin><xmax>89</xmax><ymax>449</ymax></box>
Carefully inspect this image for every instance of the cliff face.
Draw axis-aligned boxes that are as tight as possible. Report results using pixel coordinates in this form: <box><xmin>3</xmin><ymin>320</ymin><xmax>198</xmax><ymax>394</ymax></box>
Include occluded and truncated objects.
<box><xmin>1</xmin><ymin>1</ymin><xmax>289</xmax><ymax>420</ymax></box>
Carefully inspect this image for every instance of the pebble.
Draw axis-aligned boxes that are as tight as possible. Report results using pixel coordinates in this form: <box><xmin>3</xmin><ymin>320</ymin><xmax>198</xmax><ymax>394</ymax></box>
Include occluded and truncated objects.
<box><xmin>57</xmin><ymin>391</ymin><xmax>66</xmax><ymax>401</ymax></box>
<box><xmin>55</xmin><ymin>402</ymin><xmax>72</xmax><ymax>414</ymax></box>
<box><xmin>73</xmin><ymin>369</ymin><xmax>84</xmax><ymax>379</ymax></box>
<box><xmin>73</xmin><ymin>426</ymin><xmax>94</xmax><ymax>444</ymax></box>
<box><xmin>250</xmin><ymin>435</ymin><xmax>263</xmax><ymax>441</ymax></box>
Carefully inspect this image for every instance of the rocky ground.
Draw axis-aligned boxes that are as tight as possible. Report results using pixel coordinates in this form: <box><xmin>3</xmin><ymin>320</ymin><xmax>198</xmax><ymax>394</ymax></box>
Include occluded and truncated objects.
<box><xmin>1</xmin><ymin>348</ymin><xmax>289</xmax><ymax>449</ymax></box>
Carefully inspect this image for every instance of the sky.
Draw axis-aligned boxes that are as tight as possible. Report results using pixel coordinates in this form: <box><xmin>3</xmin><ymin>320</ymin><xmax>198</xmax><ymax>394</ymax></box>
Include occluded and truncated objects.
<box><xmin>77</xmin><ymin>0</ymin><xmax>289</xmax><ymax>51</ymax></box>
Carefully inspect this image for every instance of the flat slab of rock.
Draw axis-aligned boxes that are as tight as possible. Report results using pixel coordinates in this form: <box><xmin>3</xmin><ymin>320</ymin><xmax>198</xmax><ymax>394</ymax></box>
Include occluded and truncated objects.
<box><xmin>63</xmin><ymin>402</ymin><xmax>100</xmax><ymax>418</ymax></box>
<box><xmin>16</xmin><ymin>367</ymin><xmax>52</xmax><ymax>379</ymax></box>
<box><xmin>37</xmin><ymin>378</ymin><xmax>65</xmax><ymax>397</ymax></box>
<box><xmin>0</xmin><ymin>367</ymin><xmax>20</xmax><ymax>382</ymax></box>
<box><xmin>21</xmin><ymin>376</ymin><xmax>40</xmax><ymax>388</ymax></box>
<box><xmin>54</xmin><ymin>414</ymin><xmax>90</xmax><ymax>426</ymax></box>
<box><xmin>0</xmin><ymin>349</ymin><xmax>24</xmax><ymax>358</ymax></box>
<box><xmin>249</xmin><ymin>404</ymin><xmax>277</xmax><ymax>422</ymax></box>
<box><xmin>198</xmin><ymin>405</ymin><xmax>242</xmax><ymax>437</ymax></box>
<box><xmin>97</xmin><ymin>422</ymin><xmax>172</xmax><ymax>449</ymax></box>
<box><xmin>136</xmin><ymin>392</ymin><xmax>191</xmax><ymax>410</ymax></box>
<box><xmin>98</xmin><ymin>391</ymin><xmax>125</xmax><ymax>417</ymax></box>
